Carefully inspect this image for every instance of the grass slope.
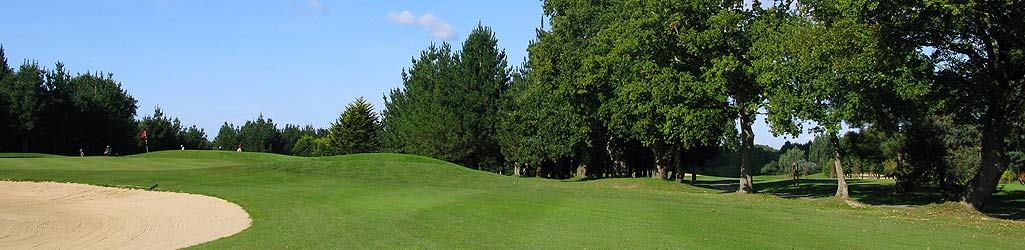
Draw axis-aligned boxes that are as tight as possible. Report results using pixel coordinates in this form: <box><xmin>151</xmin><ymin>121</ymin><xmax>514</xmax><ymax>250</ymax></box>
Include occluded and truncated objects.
<box><xmin>0</xmin><ymin>150</ymin><xmax>1022</xmax><ymax>249</ymax></box>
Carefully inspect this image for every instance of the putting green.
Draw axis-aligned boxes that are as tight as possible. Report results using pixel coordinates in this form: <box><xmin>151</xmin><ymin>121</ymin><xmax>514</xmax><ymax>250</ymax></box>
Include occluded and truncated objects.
<box><xmin>0</xmin><ymin>151</ymin><xmax>1021</xmax><ymax>249</ymax></box>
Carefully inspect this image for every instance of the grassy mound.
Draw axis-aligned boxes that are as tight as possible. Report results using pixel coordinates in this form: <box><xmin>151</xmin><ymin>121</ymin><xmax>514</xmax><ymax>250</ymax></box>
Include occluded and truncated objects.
<box><xmin>1</xmin><ymin>150</ymin><xmax>1022</xmax><ymax>249</ymax></box>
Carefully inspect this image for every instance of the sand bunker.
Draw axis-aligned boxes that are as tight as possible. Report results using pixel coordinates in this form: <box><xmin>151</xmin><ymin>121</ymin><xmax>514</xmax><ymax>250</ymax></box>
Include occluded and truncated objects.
<box><xmin>0</xmin><ymin>181</ymin><xmax>251</xmax><ymax>250</ymax></box>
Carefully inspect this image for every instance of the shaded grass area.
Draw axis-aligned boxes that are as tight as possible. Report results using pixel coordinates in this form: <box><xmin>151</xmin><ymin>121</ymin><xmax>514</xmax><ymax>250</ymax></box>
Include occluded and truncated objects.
<box><xmin>1</xmin><ymin>151</ymin><xmax>1023</xmax><ymax>249</ymax></box>
<box><xmin>689</xmin><ymin>174</ymin><xmax>1025</xmax><ymax>220</ymax></box>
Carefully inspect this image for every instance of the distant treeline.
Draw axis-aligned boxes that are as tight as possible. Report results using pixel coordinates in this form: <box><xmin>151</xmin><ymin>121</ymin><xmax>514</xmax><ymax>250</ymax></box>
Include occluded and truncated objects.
<box><xmin>210</xmin><ymin>97</ymin><xmax>380</xmax><ymax>157</ymax></box>
<box><xmin>0</xmin><ymin>49</ymin><xmax>138</xmax><ymax>155</ymax></box>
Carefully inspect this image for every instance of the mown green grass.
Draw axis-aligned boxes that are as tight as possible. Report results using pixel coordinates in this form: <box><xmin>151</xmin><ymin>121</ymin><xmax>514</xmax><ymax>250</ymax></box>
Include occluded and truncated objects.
<box><xmin>0</xmin><ymin>152</ymin><xmax>66</xmax><ymax>158</ymax></box>
<box><xmin>0</xmin><ymin>150</ymin><xmax>1022</xmax><ymax>249</ymax></box>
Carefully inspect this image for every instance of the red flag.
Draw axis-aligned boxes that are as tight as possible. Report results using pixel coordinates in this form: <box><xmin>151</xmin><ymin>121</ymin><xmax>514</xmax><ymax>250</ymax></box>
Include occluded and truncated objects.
<box><xmin>141</xmin><ymin>130</ymin><xmax>147</xmax><ymax>139</ymax></box>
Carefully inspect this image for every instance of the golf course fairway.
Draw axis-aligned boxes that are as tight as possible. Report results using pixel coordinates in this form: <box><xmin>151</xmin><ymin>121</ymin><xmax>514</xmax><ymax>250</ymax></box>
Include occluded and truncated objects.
<box><xmin>0</xmin><ymin>151</ymin><xmax>1022</xmax><ymax>249</ymax></box>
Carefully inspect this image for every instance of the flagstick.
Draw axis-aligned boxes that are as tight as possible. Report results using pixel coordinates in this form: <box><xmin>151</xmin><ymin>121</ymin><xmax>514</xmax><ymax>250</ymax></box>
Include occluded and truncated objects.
<box><xmin>145</xmin><ymin>139</ymin><xmax>149</xmax><ymax>153</ymax></box>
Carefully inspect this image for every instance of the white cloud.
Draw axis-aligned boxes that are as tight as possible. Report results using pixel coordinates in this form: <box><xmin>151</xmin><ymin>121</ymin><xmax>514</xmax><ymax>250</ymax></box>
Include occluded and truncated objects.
<box><xmin>308</xmin><ymin>0</ymin><xmax>323</xmax><ymax>9</ymax></box>
<box><xmin>416</xmin><ymin>14</ymin><xmax>456</xmax><ymax>40</ymax></box>
<box><xmin>304</xmin><ymin>0</ymin><xmax>329</xmax><ymax>16</ymax></box>
<box><xmin>386</xmin><ymin>10</ymin><xmax>415</xmax><ymax>25</ymax></box>
<box><xmin>386</xmin><ymin>10</ymin><xmax>457</xmax><ymax>40</ymax></box>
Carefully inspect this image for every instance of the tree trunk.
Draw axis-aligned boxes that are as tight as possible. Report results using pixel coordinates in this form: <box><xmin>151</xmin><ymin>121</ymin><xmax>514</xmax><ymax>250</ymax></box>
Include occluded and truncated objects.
<box><xmin>736</xmin><ymin>108</ymin><xmax>755</xmax><ymax>194</ymax></box>
<box><xmin>606</xmin><ymin>136</ymin><xmax>628</xmax><ymax>177</ymax></box>
<box><xmin>652</xmin><ymin>144</ymin><xmax>671</xmax><ymax>180</ymax></box>
<box><xmin>831</xmin><ymin>133</ymin><xmax>849</xmax><ymax>199</ymax></box>
<box><xmin>674</xmin><ymin>149</ymin><xmax>683</xmax><ymax>182</ymax></box>
<box><xmin>961</xmin><ymin>108</ymin><xmax>1010</xmax><ymax>210</ymax></box>
<box><xmin>853</xmin><ymin>159</ymin><xmax>862</xmax><ymax>179</ymax></box>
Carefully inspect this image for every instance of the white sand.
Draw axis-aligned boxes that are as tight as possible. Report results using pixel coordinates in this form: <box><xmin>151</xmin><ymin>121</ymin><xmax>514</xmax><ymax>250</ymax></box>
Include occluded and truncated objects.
<box><xmin>0</xmin><ymin>181</ymin><xmax>251</xmax><ymax>250</ymax></box>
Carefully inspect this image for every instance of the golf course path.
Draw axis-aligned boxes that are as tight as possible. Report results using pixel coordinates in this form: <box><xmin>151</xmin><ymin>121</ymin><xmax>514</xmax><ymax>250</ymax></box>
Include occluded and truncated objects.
<box><xmin>0</xmin><ymin>181</ymin><xmax>250</xmax><ymax>250</ymax></box>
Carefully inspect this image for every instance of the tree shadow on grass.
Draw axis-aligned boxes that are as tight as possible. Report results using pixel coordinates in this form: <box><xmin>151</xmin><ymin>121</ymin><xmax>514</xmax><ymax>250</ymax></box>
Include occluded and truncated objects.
<box><xmin>573</xmin><ymin>176</ymin><xmax>1024</xmax><ymax>220</ymax></box>
<box><xmin>688</xmin><ymin>180</ymin><xmax>739</xmax><ymax>193</ymax></box>
<box><xmin>754</xmin><ymin>179</ymin><xmax>944</xmax><ymax>206</ymax></box>
<box><xmin>985</xmin><ymin>190</ymin><xmax>1025</xmax><ymax>220</ymax></box>
<box><xmin>689</xmin><ymin>178</ymin><xmax>944</xmax><ymax>206</ymax></box>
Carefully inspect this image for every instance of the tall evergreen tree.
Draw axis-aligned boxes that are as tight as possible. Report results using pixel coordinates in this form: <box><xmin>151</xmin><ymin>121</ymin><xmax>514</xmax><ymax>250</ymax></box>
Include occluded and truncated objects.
<box><xmin>69</xmin><ymin>72</ymin><xmax>139</xmax><ymax>155</ymax></box>
<box><xmin>238</xmin><ymin>114</ymin><xmax>279</xmax><ymax>153</ymax></box>
<box><xmin>0</xmin><ymin>46</ymin><xmax>12</xmax><ymax>151</ymax></box>
<box><xmin>43</xmin><ymin>62</ymin><xmax>73</xmax><ymax>154</ymax></box>
<box><xmin>457</xmin><ymin>24</ymin><xmax>511</xmax><ymax>172</ymax></box>
<box><xmin>137</xmin><ymin>107</ymin><xmax>184</xmax><ymax>151</ymax></box>
<box><xmin>3</xmin><ymin>62</ymin><xmax>47</xmax><ymax>152</ymax></box>
<box><xmin>327</xmin><ymin>97</ymin><xmax>381</xmax><ymax>155</ymax></box>
<box><xmin>213</xmin><ymin>122</ymin><xmax>240</xmax><ymax>150</ymax></box>
<box><xmin>180</xmin><ymin>125</ymin><xmax>210</xmax><ymax>150</ymax></box>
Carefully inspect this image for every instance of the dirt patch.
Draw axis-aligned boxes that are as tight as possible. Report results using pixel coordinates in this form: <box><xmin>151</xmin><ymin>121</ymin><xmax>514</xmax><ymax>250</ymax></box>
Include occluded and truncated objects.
<box><xmin>0</xmin><ymin>181</ymin><xmax>250</xmax><ymax>250</ymax></box>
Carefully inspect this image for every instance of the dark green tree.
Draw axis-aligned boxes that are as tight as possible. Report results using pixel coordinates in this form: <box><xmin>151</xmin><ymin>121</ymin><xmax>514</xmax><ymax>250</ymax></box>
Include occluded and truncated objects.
<box><xmin>279</xmin><ymin>124</ymin><xmax>317</xmax><ymax>154</ymax></box>
<box><xmin>42</xmin><ymin>62</ymin><xmax>73</xmax><ymax>154</ymax></box>
<box><xmin>291</xmin><ymin>135</ymin><xmax>332</xmax><ymax>157</ymax></box>
<box><xmin>600</xmin><ymin>0</ymin><xmax>733</xmax><ymax>180</ymax></box>
<box><xmin>456</xmin><ymin>24</ymin><xmax>511</xmax><ymax>172</ymax></box>
<box><xmin>238</xmin><ymin>114</ymin><xmax>280</xmax><ymax>153</ymax></box>
<box><xmin>327</xmin><ymin>97</ymin><xmax>381</xmax><ymax>155</ymax></box>
<box><xmin>180</xmin><ymin>125</ymin><xmax>210</xmax><ymax>150</ymax></box>
<box><xmin>68</xmin><ymin>72</ymin><xmax>139</xmax><ymax>155</ymax></box>
<box><xmin>3</xmin><ymin>62</ymin><xmax>46</xmax><ymax>152</ymax></box>
<box><xmin>137</xmin><ymin>107</ymin><xmax>184</xmax><ymax>151</ymax></box>
<box><xmin>900</xmin><ymin>0</ymin><xmax>1025</xmax><ymax>210</ymax></box>
<box><xmin>0</xmin><ymin>46</ymin><xmax>9</xmax><ymax>151</ymax></box>
<box><xmin>752</xmin><ymin>0</ymin><xmax>932</xmax><ymax>199</ymax></box>
<box><xmin>382</xmin><ymin>43</ymin><xmax>462</xmax><ymax>161</ymax></box>
<box><xmin>213</xmin><ymin>122</ymin><xmax>240</xmax><ymax>151</ymax></box>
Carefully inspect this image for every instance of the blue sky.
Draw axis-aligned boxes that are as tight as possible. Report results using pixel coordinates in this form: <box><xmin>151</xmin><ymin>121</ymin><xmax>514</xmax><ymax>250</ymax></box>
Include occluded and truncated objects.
<box><xmin>1</xmin><ymin>0</ymin><xmax>812</xmax><ymax>148</ymax></box>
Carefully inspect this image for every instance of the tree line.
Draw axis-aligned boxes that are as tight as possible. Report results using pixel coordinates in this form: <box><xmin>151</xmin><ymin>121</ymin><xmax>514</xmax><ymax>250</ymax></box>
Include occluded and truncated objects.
<box><xmin>210</xmin><ymin>97</ymin><xmax>381</xmax><ymax>157</ymax></box>
<box><xmin>0</xmin><ymin>47</ymin><xmax>139</xmax><ymax>155</ymax></box>
<box><xmin>0</xmin><ymin>44</ymin><xmax>384</xmax><ymax>157</ymax></box>
<box><xmin>378</xmin><ymin>0</ymin><xmax>1024</xmax><ymax>210</ymax></box>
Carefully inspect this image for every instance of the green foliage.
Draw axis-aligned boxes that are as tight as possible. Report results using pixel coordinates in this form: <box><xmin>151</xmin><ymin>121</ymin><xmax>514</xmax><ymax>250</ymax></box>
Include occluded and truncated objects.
<box><xmin>279</xmin><ymin>124</ymin><xmax>317</xmax><ymax>155</ymax></box>
<box><xmin>327</xmin><ymin>97</ymin><xmax>381</xmax><ymax>155</ymax></box>
<box><xmin>763</xmin><ymin>148</ymin><xmax>809</xmax><ymax>176</ymax></box>
<box><xmin>806</xmin><ymin>135</ymin><xmax>834</xmax><ymax>170</ymax></box>
<box><xmin>138</xmin><ymin>107</ymin><xmax>184</xmax><ymax>151</ymax></box>
<box><xmin>290</xmin><ymin>135</ymin><xmax>333</xmax><ymax>157</ymax></box>
<box><xmin>382</xmin><ymin>24</ymin><xmax>511</xmax><ymax>172</ymax></box>
<box><xmin>0</xmin><ymin>49</ymin><xmax>139</xmax><ymax>155</ymax></box>
<box><xmin>3</xmin><ymin>62</ymin><xmax>46</xmax><ymax>151</ymax></box>
<box><xmin>181</xmin><ymin>125</ymin><xmax>210</xmax><ymax>150</ymax></box>
<box><xmin>238</xmin><ymin>114</ymin><xmax>280</xmax><ymax>153</ymax></box>
<box><xmin>214</xmin><ymin>118</ymin><xmax>321</xmax><ymax>156</ymax></box>
<box><xmin>705</xmin><ymin>145</ymin><xmax>779</xmax><ymax>177</ymax></box>
<box><xmin>213</xmin><ymin>122</ymin><xmax>241</xmax><ymax>151</ymax></box>
<box><xmin>137</xmin><ymin>107</ymin><xmax>210</xmax><ymax>151</ymax></box>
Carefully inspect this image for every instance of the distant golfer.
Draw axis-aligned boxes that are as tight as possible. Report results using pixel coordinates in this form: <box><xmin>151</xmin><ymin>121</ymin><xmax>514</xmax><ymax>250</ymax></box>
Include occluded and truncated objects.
<box><xmin>79</xmin><ymin>148</ymin><xmax>84</xmax><ymax>157</ymax></box>
<box><xmin>181</xmin><ymin>144</ymin><xmax>185</xmax><ymax>150</ymax></box>
<box><xmin>237</xmin><ymin>144</ymin><xmax>243</xmax><ymax>152</ymax></box>
<box><xmin>104</xmin><ymin>145</ymin><xmax>112</xmax><ymax>156</ymax></box>
<box><xmin>791</xmin><ymin>162</ymin><xmax>800</xmax><ymax>187</ymax></box>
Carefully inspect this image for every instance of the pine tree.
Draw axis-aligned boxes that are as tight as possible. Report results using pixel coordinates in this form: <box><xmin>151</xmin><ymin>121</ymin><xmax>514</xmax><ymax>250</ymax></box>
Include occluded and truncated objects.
<box><xmin>328</xmin><ymin>97</ymin><xmax>380</xmax><ymax>155</ymax></box>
